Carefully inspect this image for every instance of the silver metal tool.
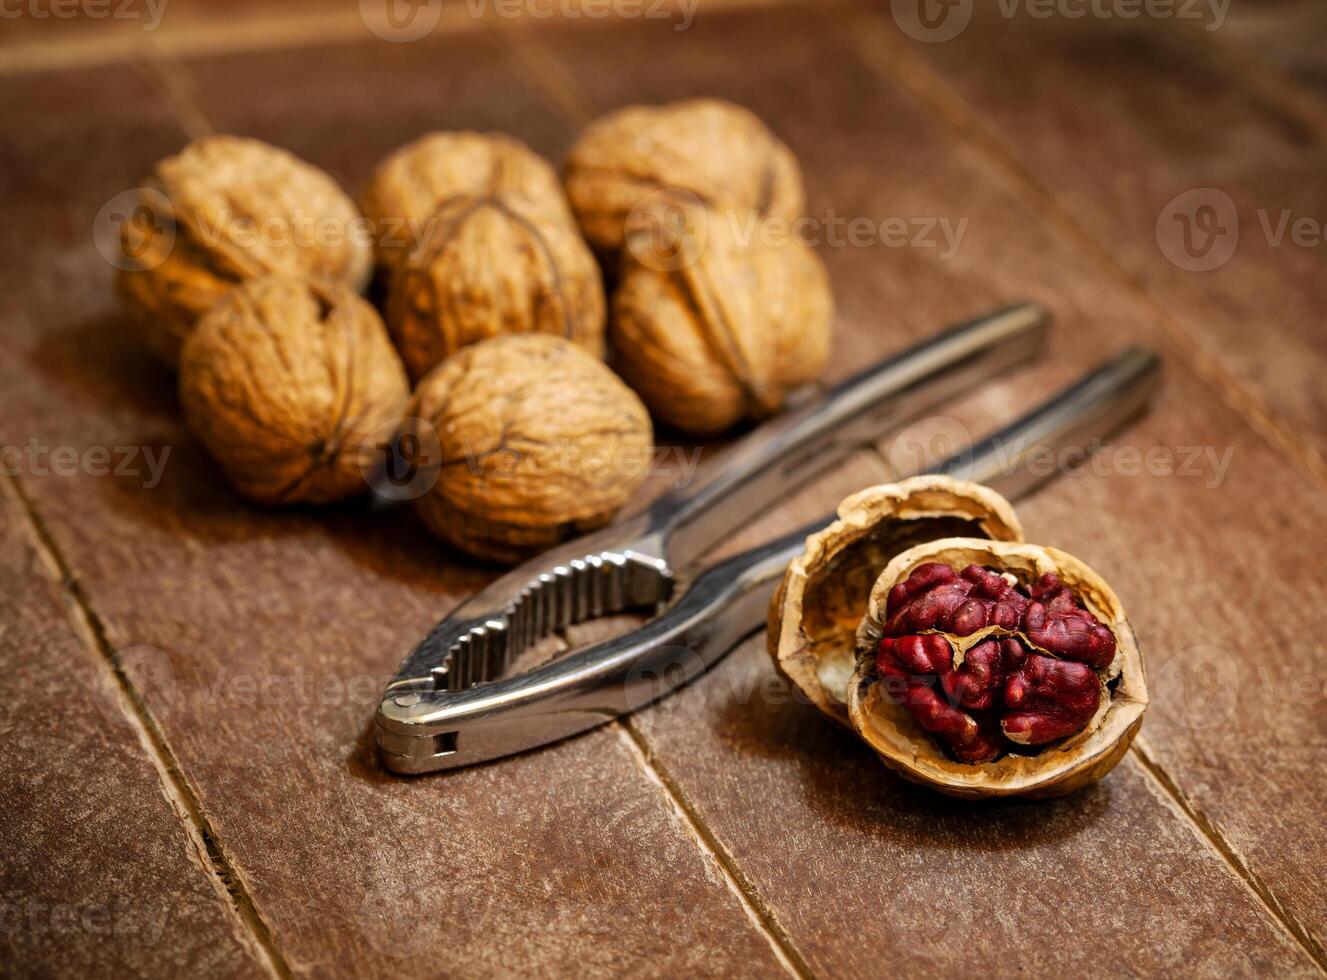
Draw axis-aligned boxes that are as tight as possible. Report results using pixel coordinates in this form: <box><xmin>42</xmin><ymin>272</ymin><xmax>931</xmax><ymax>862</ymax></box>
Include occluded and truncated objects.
<box><xmin>376</xmin><ymin>304</ymin><xmax>1160</xmax><ymax>774</ymax></box>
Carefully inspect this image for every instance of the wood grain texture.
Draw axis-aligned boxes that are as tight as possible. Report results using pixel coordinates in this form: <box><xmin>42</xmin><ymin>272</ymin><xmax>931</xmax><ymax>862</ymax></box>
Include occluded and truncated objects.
<box><xmin>3</xmin><ymin>2</ymin><xmax>1325</xmax><ymax>975</ymax></box>
<box><xmin>0</xmin><ymin>481</ymin><xmax>262</xmax><ymax>978</ymax></box>
<box><xmin>1220</xmin><ymin>0</ymin><xmax>1327</xmax><ymax>99</ymax></box>
<box><xmin>846</xmin><ymin>0</ymin><xmax>1327</xmax><ymax>473</ymax></box>
<box><xmin>521</xmin><ymin>5</ymin><xmax>1327</xmax><ymax>970</ymax></box>
<box><xmin>0</xmin><ymin>56</ymin><xmax>789</xmax><ymax>978</ymax></box>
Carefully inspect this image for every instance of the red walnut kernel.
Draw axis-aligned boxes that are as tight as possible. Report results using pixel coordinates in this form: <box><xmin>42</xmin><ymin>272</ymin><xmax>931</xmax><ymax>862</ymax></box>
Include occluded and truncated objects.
<box><xmin>1025</xmin><ymin>574</ymin><xmax>1117</xmax><ymax>668</ymax></box>
<box><xmin>850</xmin><ymin>538</ymin><xmax>1147</xmax><ymax>799</ymax></box>
<box><xmin>877</xmin><ymin>561</ymin><xmax>1111</xmax><ymax>759</ymax></box>
<box><xmin>885</xmin><ymin>563</ymin><xmax>1116</xmax><ymax>668</ymax></box>
<box><xmin>1002</xmin><ymin>653</ymin><xmax>1102</xmax><ymax>744</ymax></box>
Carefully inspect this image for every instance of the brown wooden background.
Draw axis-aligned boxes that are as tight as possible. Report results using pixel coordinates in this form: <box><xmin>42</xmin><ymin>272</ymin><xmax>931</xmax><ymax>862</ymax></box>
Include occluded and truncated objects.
<box><xmin>2</xmin><ymin>0</ymin><xmax>1325</xmax><ymax>976</ymax></box>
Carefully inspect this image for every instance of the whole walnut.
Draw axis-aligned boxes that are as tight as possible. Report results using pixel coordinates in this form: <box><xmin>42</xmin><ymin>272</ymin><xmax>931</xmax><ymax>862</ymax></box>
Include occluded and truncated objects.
<box><xmin>611</xmin><ymin>202</ymin><xmax>833</xmax><ymax>435</ymax></box>
<box><xmin>116</xmin><ymin>136</ymin><xmax>372</xmax><ymax>366</ymax></box>
<box><xmin>563</xmin><ymin>99</ymin><xmax>805</xmax><ymax>255</ymax></box>
<box><xmin>179</xmin><ymin>276</ymin><xmax>409</xmax><ymax>505</ymax></box>
<box><xmin>361</xmin><ymin>131</ymin><xmax>572</xmax><ymax>272</ymax></box>
<box><xmin>362</xmin><ymin>133</ymin><xmax>606</xmax><ymax>381</ymax></box>
<box><xmin>405</xmin><ymin>333</ymin><xmax>652</xmax><ymax>564</ymax></box>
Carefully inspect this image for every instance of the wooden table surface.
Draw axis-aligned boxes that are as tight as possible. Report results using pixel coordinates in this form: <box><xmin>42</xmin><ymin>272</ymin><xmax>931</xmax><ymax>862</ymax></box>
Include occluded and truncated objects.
<box><xmin>3</xmin><ymin>0</ymin><xmax>1325</xmax><ymax>976</ymax></box>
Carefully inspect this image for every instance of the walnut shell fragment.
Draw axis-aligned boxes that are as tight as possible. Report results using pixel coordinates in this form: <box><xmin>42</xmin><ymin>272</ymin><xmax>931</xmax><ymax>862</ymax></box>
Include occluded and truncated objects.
<box><xmin>564</xmin><ymin>98</ymin><xmax>805</xmax><ymax>256</ymax></box>
<box><xmin>116</xmin><ymin>136</ymin><xmax>373</xmax><ymax>366</ymax></box>
<box><xmin>364</xmin><ymin>132</ymin><xmax>606</xmax><ymax>381</ymax></box>
<box><xmin>849</xmin><ymin>539</ymin><xmax>1147</xmax><ymax>799</ymax></box>
<box><xmin>179</xmin><ymin>276</ymin><xmax>408</xmax><ymax>505</ymax></box>
<box><xmin>612</xmin><ymin>203</ymin><xmax>833</xmax><ymax>435</ymax></box>
<box><xmin>406</xmin><ymin>333</ymin><xmax>652</xmax><ymax>564</ymax></box>
<box><xmin>768</xmin><ymin>477</ymin><xmax>1023</xmax><ymax>725</ymax></box>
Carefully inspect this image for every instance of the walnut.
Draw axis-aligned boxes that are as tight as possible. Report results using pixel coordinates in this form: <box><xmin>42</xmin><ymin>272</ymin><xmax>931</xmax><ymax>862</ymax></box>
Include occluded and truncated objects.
<box><xmin>362</xmin><ymin>132</ymin><xmax>606</xmax><ymax>381</ymax></box>
<box><xmin>116</xmin><ymin>136</ymin><xmax>372</xmax><ymax>366</ymax></box>
<box><xmin>563</xmin><ymin>98</ymin><xmax>805</xmax><ymax>255</ymax></box>
<box><xmin>405</xmin><ymin>333</ymin><xmax>652</xmax><ymax>564</ymax></box>
<box><xmin>178</xmin><ymin>276</ymin><xmax>409</xmax><ymax>506</ymax></box>
<box><xmin>611</xmin><ymin>201</ymin><xmax>833</xmax><ymax>435</ymax></box>
<box><xmin>362</xmin><ymin>131</ymin><xmax>572</xmax><ymax>271</ymax></box>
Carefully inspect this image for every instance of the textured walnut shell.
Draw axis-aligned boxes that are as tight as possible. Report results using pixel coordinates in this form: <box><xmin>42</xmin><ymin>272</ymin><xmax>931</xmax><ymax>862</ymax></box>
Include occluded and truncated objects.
<box><xmin>564</xmin><ymin>98</ymin><xmax>804</xmax><ymax>255</ymax></box>
<box><xmin>768</xmin><ymin>477</ymin><xmax>1023</xmax><ymax>726</ymax></box>
<box><xmin>384</xmin><ymin>193</ymin><xmax>606</xmax><ymax>382</ymax></box>
<box><xmin>407</xmin><ymin>333</ymin><xmax>652</xmax><ymax>564</ymax></box>
<box><xmin>116</xmin><ymin>136</ymin><xmax>372</xmax><ymax>366</ymax></box>
<box><xmin>362</xmin><ymin>131</ymin><xmax>573</xmax><ymax>274</ymax></box>
<box><xmin>849</xmin><ymin>539</ymin><xmax>1147</xmax><ymax>799</ymax></box>
<box><xmin>179</xmin><ymin>276</ymin><xmax>408</xmax><ymax>505</ymax></box>
<box><xmin>612</xmin><ymin>205</ymin><xmax>832</xmax><ymax>435</ymax></box>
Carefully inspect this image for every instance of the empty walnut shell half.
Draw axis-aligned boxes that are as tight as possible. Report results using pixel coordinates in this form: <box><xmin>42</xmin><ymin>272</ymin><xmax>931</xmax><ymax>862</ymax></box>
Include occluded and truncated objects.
<box><xmin>406</xmin><ymin>333</ymin><xmax>652</xmax><ymax>564</ymax></box>
<box><xmin>116</xmin><ymin>136</ymin><xmax>373</xmax><ymax>366</ymax></box>
<box><xmin>849</xmin><ymin>539</ymin><xmax>1147</xmax><ymax>799</ymax></box>
<box><xmin>564</xmin><ymin>98</ymin><xmax>805</xmax><ymax>255</ymax></box>
<box><xmin>768</xmin><ymin>477</ymin><xmax>1022</xmax><ymax>726</ymax></box>
<box><xmin>612</xmin><ymin>202</ymin><xmax>832</xmax><ymax>435</ymax></box>
<box><xmin>179</xmin><ymin>276</ymin><xmax>408</xmax><ymax>505</ymax></box>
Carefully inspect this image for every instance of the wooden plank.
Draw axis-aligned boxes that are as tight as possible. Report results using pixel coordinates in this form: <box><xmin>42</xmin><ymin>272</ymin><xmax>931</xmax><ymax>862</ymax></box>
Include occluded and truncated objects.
<box><xmin>843</xmin><ymin>0</ymin><xmax>1327</xmax><ymax>474</ymax></box>
<box><xmin>521</xmin><ymin>6</ymin><xmax>1327</xmax><ymax>971</ymax></box>
<box><xmin>0</xmin><ymin>52</ymin><xmax>793</xmax><ymax>977</ymax></box>
<box><xmin>0</xmin><ymin>482</ymin><xmax>263</xmax><ymax>977</ymax></box>
<box><xmin>1220</xmin><ymin>0</ymin><xmax>1327</xmax><ymax>100</ymax></box>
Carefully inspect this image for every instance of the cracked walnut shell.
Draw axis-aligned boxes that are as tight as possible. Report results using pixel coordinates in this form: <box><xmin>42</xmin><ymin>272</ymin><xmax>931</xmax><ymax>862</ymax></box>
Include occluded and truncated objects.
<box><xmin>612</xmin><ymin>204</ymin><xmax>832</xmax><ymax>435</ymax></box>
<box><xmin>850</xmin><ymin>539</ymin><xmax>1147</xmax><ymax>799</ymax></box>
<box><xmin>116</xmin><ymin>136</ymin><xmax>373</xmax><ymax>366</ymax></box>
<box><xmin>179</xmin><ymin>276</ymin><xmax>408</xmax><ymax>505</ymax></box>
<box><xmin>405</xmin><ymin>333</ymin><xmax>652</xmax><ymax>564</ymax></box>
<box><xmin>768</xmin><ymin>476</ymin><xmax>1023</xmax><ymax>727</ymax></box>
<box><xmin>363</xmin><ymin>133</ymin><xmax>606</xmax><ymax>382</ymax></box>
<box><xmin>564</xmin><ymin>98</ymin><xmax>805</xmax><ymax>255</ymax></box>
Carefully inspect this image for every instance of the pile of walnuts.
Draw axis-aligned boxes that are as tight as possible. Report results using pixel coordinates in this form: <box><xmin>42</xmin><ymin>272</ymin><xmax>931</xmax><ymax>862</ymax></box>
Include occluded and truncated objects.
<box><xmin>114</xmin><ymin>100</ymin><xmax>833</xmax><ymax>563</ymax></box>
